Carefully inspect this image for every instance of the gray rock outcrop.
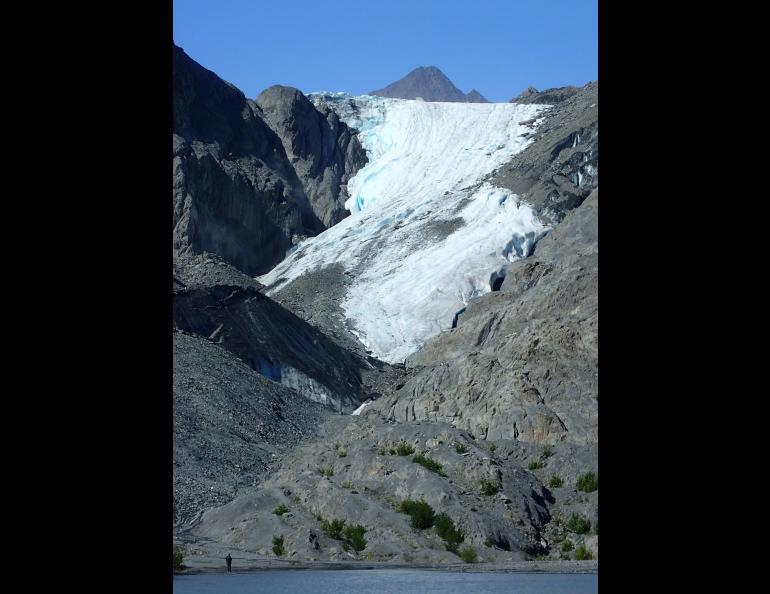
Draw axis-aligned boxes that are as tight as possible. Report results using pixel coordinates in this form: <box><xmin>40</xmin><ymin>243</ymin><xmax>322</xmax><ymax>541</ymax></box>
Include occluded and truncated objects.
<box><xmin>255</xmin><ymin>85</ymin><xmax>368</xmax><ymax>227</ymax></box>
<box><xmin>511</xmin><ymin>85</ymin><xmax>580</xmax><ymax>104</ymax></box>
<box><xmin>491</xmin><ymin>81</ymin><xmax>597</xmax><ymax>225</ymax></box>
<box><xmin>173</xmin><ymin>45</ymin><xmax>367</xmax><ymax>276</ymax></box>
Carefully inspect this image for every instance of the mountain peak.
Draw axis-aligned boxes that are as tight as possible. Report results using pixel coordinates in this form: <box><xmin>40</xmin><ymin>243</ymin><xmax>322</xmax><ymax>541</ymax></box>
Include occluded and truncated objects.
<box><xmin>370</xmin><ymin>67</ymin><xmax>488</xmax><ymax>103</ymax></box>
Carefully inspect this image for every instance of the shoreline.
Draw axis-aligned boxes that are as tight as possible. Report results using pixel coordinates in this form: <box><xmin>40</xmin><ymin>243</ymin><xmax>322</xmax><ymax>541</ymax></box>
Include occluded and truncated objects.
<box><xmin>175</xmin><ymin>559</ymin><xmax>598</xmax><ymax>575</ymax></box>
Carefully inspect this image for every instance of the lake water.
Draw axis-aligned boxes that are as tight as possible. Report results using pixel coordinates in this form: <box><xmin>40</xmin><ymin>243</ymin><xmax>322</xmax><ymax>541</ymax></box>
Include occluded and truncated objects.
<box><xmin>173</xmin><ymin>569</ymin><xmax>598</xmax><ymax>594</ymax></box>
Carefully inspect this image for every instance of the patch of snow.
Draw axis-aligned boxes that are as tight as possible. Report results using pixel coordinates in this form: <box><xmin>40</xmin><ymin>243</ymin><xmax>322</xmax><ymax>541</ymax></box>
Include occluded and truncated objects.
<box><xmin>351</xmin><ymin>400</ymin><xmax>371</xmax><ymax>416</ymax></box>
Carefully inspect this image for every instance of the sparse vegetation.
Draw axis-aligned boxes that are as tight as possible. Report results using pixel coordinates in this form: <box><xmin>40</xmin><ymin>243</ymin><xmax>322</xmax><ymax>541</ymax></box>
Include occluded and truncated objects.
<box><xmin>528</xmin><ymin>460</ymin><xmax>545</xmax><ymax>470</ymax></box>
<box><xmin>273</xmin><ymin>503</ymin><xmax>289</xmax><ymax>516</ymax></box>
<box><xmin>396</xmin><ymin>441</ymin><xmax>415</xmax><ymax>456</ymax></box>
<box><xmin>489</xmin><ymin>444</ymin><xmax>497</xmax><ymax>452</ymax></box>
<box><xmin>435</xmin><ymin>513</ymin><xmax>464</xmax><ymax>553</ymax></box>
<box><xmin>336</xmin><ymin>447</ymin><xmax>347</xmax><ymax>458</ymax></box>
<box><xmin>576</xmin><ymin>471</ymin><xmax>598</xmax><ymax>492</ymax></box>
<box><xmin>548</xmin><ymin>475</ymin><xmax>564</xmax><ymax>488</ymax></box>
<box><xmin>320</xmin><ymin>518</ymin><xmax>346</xmax><ymax>540</ymax></box>
<box><xmin>318</xmin><ymin>465</ymin><xmax>334</xmax><ymax>477</ymax></box>
<box><xmin>454</xmin><ymin>442</ymin><xmax>468</xmax><ymax>454</ymax></box>
<box><xmin>377</xmin><ymin>447</ymin><xmax>388</xmax><ymax>456</ymax></box>
<box><xmin>459</xmin><ymin>547</ymin><xmax>478</xmax><ymax>563</ymax></box>
<box><xmin>272</xmin><ymin>535</ymin><xmax>285</xmax><ymax>556</ymax></box>
<box><xmin>412</xmin><ymin>454</ymin><xmax>447</xmax><ymax>476</ymax></box>
<box><xmin>341</xmin><ymin>480</ymin><xmax>353</xmax><ymax>490</ymax></box>
<box><xmin>173</xmin><ymin>544</ymin><xmax>184</xmax><ymax>572</ymax></box>
<box><xmin>343</xmin><ymin>524</ymin><xmax>368</xmax><ymax>552</ymax></box>
<box><xmin>540</xmin><ymin>445</ymin><xmax>553</xmax><ymax>459</ymax></box>
<box><xmin>399</xmin><ymin>499</ymin><xmax>436</xmax><ymax>529</ymax></box>
<box><xmin>292</xmin><ymin>495</ymin><xmax>301</xmax><ymax>503</ymax></box>
<box><xmin>479</xmin><ymin>478</ymin><xmax>501</xmax><ymax>496</ymax></box>
<box><xmin>561</xmin><ymin>539</ymin><xmax>574</xmax><ymax>552</ymax></box>
<box><xmin>567</xmin><ymin>514</ymin><xmax>591</xmax><ymax>534</ymax></box>
<box><xmin>573</xmin><ymin>544</ymin><xmax>594</xmax><ymax>560</ymax></box>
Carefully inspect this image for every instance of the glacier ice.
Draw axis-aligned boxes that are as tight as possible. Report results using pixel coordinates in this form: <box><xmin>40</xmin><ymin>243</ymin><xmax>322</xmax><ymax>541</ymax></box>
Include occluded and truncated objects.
<box><xmin>258</xmin><ymin>94</ymin><xmax>550</xmax><ymax>363</ymax></box>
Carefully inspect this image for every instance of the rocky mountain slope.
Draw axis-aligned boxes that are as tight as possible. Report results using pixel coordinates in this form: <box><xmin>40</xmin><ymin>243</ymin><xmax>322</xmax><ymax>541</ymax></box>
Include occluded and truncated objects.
<box><xmin>173</xmin><ymin>330</ymin><xmax>333</xmax><ymax>527</ymax></box>
<box><xmin>172</xmin><ymin>48</ymin><xmax>598</xmax><ymax>566</ymax></box>
<box><xmin>173</xmin><ymin>45</ymin><xmax>367</xmax><ymax>276</ymax></box>
<box><xmin>512</xmin><ymin>85</ymin><xmax>581</xmax><ymax>105</ymax></box>
<box><xmin>370</xmin><ymin>66</ymin><xmax>488</xmax><ymax>102</ymax></box>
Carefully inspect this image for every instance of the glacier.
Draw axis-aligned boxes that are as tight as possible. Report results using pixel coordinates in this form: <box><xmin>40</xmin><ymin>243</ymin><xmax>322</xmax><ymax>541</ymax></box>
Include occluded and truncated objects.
<box><xmin>258</xmin><ymin>93</ymin><xmax>551</xmax><ymax>364</ymax></box>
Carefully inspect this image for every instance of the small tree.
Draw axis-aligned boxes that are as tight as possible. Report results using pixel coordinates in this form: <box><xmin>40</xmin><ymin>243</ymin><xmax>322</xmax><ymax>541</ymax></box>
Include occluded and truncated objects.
<box><xmin>435</xmin><ymin>513</ymin><xmax>464</xmax><ymax>553</ymax></box>
<box><xmin>272</xmin><ymin>535</ymin><xmax>285</xmax><ymax>556</ymax></box>
<box><xmin>399</xmin><ymin>499</ymin><xmax>436</xmax><ymax>529</ymax></box>
<box><xmin>548</xmin><ymin>475</ymin><xmax>564</xmax><ymax>488</ymax></box>
<box><xmin>459</xmin><ymin>547</ymin><xmax>478</xmax><ymax>563</ymax></box>
<box><xmin>273</xmin><ymin>503</ymin><xmax>289</xmax><ymax>516</ymax></box>
<box><xmin>567</xmin><ymin>514</ymin><xmax>591</xmax><ymax>534</ymax></box>
<box><xmin>343</xmin><ymin>524</ymin><xmax>368</xmax><ymax>553</ymax></box>
<box><xmin>479</xmin><ymin>478</ymin><xmax>501</xmax><ymax>496</ymax></box>
<box><xmin>320</xmin><ymin>518</ymin><xmax>346</xmax><ymax>540</ymax></box>
<box><xmin>412</xmin><ymin>454</ymin><xmax>447</xmax><ymax>477</ymax></box>
<box><xmin>396</xmin><ymin>441</ymin><xmax>415</xmax><ymax>456</ymax></box>
<box><xmin>454</xmin><ymin>442</ymin><xmax>468</xmax><ymax>454</ymax></box>
<box><xmin>576</xmin><ymin>471</ymin><xmax>598</xmax><ymax>492</ymax></box>
<box><xmin>173</xmin><ymin>545</ymin><xmax>184</xmax><ymax>572</ymax></box>
<box><xmin>573</xmin><ymin>544</ymin><xmax>594</xmax><ymax>560</ymax></box>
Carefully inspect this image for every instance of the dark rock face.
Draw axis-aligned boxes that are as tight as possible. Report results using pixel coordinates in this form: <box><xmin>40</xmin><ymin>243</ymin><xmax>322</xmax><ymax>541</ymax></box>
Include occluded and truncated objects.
<box><xmin>511</xmin><ymin>85</ymin><xmax>581</xmax><ymax>104</ymax></box>
<box><xmin>375</xmin><ymin>189</ymin><xmax>598</xmax><ymax>448</ymax></box>
<box><xmin>173</xmin><ymin>45</ymin><xmax>366</xmax><ymax>275</ymax></box>
<box><xmin>370</xmin><ymin>66</ymin><xmax>488</xmax><ymax>102</ymax></box>
<box><xmin>256</xmin><ymin>86</ymin><xmax>368</xmax><ymax>227</ymax></box>
<box><xmin>173</xmin><ymin>281</ymin><xmax>370</xmax><ymax>411</ymax></box>
<box><xmin>173</xmin><ymin>331</ymin><xmax>332</xmax><ymax>526</ymax></box>
<box><xmin>490</xmin><ymin>81</ymin><xmax>597</xmax><ymax>226</ymax></box>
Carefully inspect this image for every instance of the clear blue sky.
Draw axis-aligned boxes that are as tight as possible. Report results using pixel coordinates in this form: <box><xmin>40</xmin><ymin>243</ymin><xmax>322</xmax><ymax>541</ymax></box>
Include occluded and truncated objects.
<box><xmin>173</xmin><ymin>0</ymin><xmax>597</xmax><ymax>103</ymax></box>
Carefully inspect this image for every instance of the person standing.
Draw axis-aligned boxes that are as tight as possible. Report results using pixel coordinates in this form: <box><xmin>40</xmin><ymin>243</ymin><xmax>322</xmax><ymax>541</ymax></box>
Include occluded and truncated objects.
<box><xmin>225</xmin><ymin>553</ymin><xmax>232</xmax><ymax>572</ymax></box>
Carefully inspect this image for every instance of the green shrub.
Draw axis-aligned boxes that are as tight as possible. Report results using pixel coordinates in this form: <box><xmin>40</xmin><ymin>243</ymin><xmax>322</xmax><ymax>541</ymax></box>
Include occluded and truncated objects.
<box><xmin>459</xmin><ymin>547</ymin><xmax>478</xmax><ymax>563</ymax></box>
<box><xmin>573</xmin><ymin>544</ymin><xmax>594</xmax><ymax>560</ymax></box>
<box><xmin>479</xmin><ymin>478</ymin><xmax>501</xmax><ymax>496</ymax></box>
<box><xmin>435</xmin><ymin>513</ymin><xmax>464</xmax><ymax>552</ymax></box>
<box><xmin>389</xmin><ymin>448</ymin><xmax>397</xmax><ymax>455</ymax></box>
<box><xmin>343</xmin><ymin>524</ymin><xmax>368</xmax><ymax>552</ymax></box>
<box><xmin>489</xmin><ymin>444</ymin><xmax>497</xmax><ymax>452</ymax></box>
<box><xmin>318</xmin><ymin>466</ymin><xmax>334</xmax><ymax>477</ymax></box>
<box><xmin>396</xmin><ymin>441</ymin><xmax>415</xmax><ymax>456</ymax></box>
<box><xmin>566</xmin><ymin>514</ymin><xmax>591</xmax><ymax>534</ymax></box>
<box><xmin>292</xmin><ymin>495</ymin><xmax>301</xmax><ymax>504</ymax></box>
<box><xmin>336</xmin><ymin>447</ymin><xmax>347</xmax><ymax>458</ymax></box>
<box><xmin>341</xmin><ymin>481</ymin><xmax>353</xmax><ymax>490</ymax></box>
<box><xmin>540</xmin><ymin>445</ymin><xmax>553</xmax><ymax>459</ymax></box>
<box><xmin>576</xmin><ymin>471</ymin><xmax>598</xmax><ymax>492</ymax></box>
<box><xmin>398</xmin><ymin>499</ymin><xmax>436</xmax><ymax>529</ymax></box>
<box><xmin>454</xmin><ymin>443</ymin><xmax>468</xmax><ymax>454</ymax></box>
<box><xmin>412</xmin><ymin>454</ymin><xmax>447</xmax><ymax>477</ymax></box>
<box><xmin>377</xmin><ymin>447</ymin><xmax>388</xmax><ymax>456</ymax></box>
<box><xmin>320</xmin><ymin>518</ymin><xmax>346</xmax><ymax>540</ymax></box>
<box><xmin>273</xmin><ymin>503</ymin><xmax>289</xmax><ymax>516</ymax></box>
<box><xmin>272</xmin><ymin>535</ymin><xmax>285</xmax><ymax>556</ymax></box>
<box><xmin>561</xmin><ymin>539</ymin><xmax>574</xmax><ymax>552</ymax></box>
<box><xmin>528</xmin><ymin>460</ymin><xmax>544</xmax><ymax>470</ymax></box>
<box><xmin>173</xmin><ymin>545</ymin><xmax>184</xmax><ymax>571</ymax></box>
<box><xmin>548</xmin><ymin>475</ymin><xmax>564</xmax><ymax>489</ymax></box>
